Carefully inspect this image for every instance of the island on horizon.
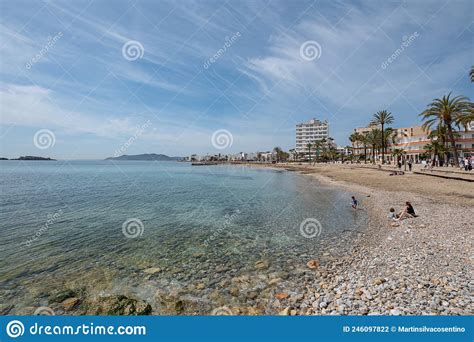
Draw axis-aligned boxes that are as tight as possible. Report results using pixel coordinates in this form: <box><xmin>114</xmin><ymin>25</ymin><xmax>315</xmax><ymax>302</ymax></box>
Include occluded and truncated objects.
<box><xmin>105</xmin><ymin>153</ymin><xmax>183</xmax><ymax>161</ymax></box>
<box><xmin>1</xmin><ymin>156</ymin><xmax>57</xmax><ymax>161</ymax></box>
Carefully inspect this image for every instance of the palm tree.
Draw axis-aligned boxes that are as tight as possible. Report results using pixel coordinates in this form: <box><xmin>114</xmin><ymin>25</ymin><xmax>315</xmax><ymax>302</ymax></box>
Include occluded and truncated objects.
<box><xmin>312</xmin><ymin>140</ymin><xmax>322</xmax><ymax>164</ymax></box>
<box><xmin>366</xmin><ymin>129</ymin><xmax>380</xmax><ymax>164</ymax></box>
<box><xmin>427</xmin><ymin>125</ymin><xmax>447</xmax><ymax>165</ymax></box>
<box><xmin>306</xmin><ymin>142</ymin><xmax>312</xmax><ymax>163</ymax></box>
<box><xmin>383</xmin><ymin>128</ymin><xmax>397</xmax><ymax>162</ymax></box>
<box><xmin>419</xmin><ymin>93</ymin><xmax>472</xmax><ymax>164</ymax></box>
<box><xmin>370</xmin><ymin>110</ymin><xmax>394</xmax><ymax>164</ymax></box>
<box><xmin>358</xmin><ymin>133</ymin><xmax>369</xmax><ymax>163</ymax></box>
<box><xmin>392</xmin><ymin>148</ymin><xmax>405</xmax><ymax>164</ymax></box>
<box><xmin>273</xmin><ymin>147</ymin><xmax>282</xmax><ymax>163</ymax></box>
<box><xmin>349</xmin><ymin>132</ymin><xmax>360</xmax><ymax>157</ymax></box>
<box><xmin>289</xmin><ymin>149</ymin><xmax>296</xmax><ymax>162</ymax></box>
<box><xmin>424</xmin><ymin>140</ymin><xmax>445</xmax><ymax>167</ymax></box>
<box><xmin>319</xmin><ymin>138</ymin><xmax>328</xmax><ymax>162</ymax></box>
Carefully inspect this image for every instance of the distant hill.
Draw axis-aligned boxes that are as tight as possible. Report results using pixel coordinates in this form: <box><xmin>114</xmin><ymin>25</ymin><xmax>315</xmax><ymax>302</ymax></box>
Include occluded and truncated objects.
<box><xmin>105</xmin><ymin>154</ymin><xmax>182</xmax><ymax>161</ymax></box>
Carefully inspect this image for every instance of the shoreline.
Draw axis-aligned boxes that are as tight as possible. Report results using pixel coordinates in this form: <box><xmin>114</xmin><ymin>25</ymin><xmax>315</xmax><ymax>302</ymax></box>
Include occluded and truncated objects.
<box><xmin>240</xmin><ymin>162</ymin><xmax>473</xmax><ymax>315</ymax></box>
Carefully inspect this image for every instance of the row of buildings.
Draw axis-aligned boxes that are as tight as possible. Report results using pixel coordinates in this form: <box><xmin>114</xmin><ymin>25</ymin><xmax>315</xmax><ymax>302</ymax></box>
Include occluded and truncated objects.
<box><xmin>185</xmin><ymin>151</ymin><xmax>278</xmax><ymax>163</ymax></box>
<box><xmin>186</xmin><ymin>118</ymin><xmax>338</xmax><ymax>162</ymax></box>
<box><xmin>294</xmin><ymin>117</ymin><xmax>474</xmax><ymax>162</ymax></box>
<box><xmin>352</xmin><ymin>122</ymin><xmax>474</xmax><ymax>162</ymax></box>
<box><xmin>187</xmin><ymin>118</ymin><xmax>474</xmax><ymax>163</ymax></box>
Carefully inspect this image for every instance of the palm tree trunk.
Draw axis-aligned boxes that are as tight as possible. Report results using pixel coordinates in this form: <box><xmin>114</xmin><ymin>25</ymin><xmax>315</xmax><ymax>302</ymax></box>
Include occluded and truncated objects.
<box><xmin>443</xmin><ymin>138</ymin><xmax>448</xmax><ymax>166</ymax></box>
<box><xmin>381</xmin><ymin>123</ymin><xmax>385</xmax><ymax>164</ymax></box>
<box><xmin>446</xmin><ymin>124</ymin><xmax>459</xmax><ymax>164</ymax></box>
<box><xmin>364</xmin><ymin>145</ymin><xmax>367</xmax><ymax>164</ymax></box>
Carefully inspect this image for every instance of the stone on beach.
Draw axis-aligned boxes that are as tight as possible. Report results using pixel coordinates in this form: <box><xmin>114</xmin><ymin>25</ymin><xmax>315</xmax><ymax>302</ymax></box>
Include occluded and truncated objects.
<box><xmin>254</xmin><ymin>260</ymin><xmax>270</xmax><ymax>270</ymax></box>
<box><xmin>268</xmin><ymin>278</ymin><xmax>282</xmax><ymax>286</ymax></box>
<box><xmin>61</xmin><ymin>297</ymin><xmax>80</xmax><ymax>311</ymax></box>
<box><xmin>89</xmin><ymin>295</ymin><xmax>152</xmax><ymax>315</ymax></box>
<box><xmin>275</xmin><ymin>292</ymin><xmax>289</xmax><ymax>300</ymax></box>
<box><xmin>143</xmin><ymin>267</ymin><xmax>162</xmax><ymax>274</ymax></box>
<box><xmin>278</xmin><ymin>307</ymin><xmax>291</xmax><ymax>315</ymax></box>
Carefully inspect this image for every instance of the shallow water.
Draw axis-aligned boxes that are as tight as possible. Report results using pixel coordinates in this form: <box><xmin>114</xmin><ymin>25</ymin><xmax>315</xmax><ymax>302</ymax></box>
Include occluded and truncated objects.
<box><xmin>0</xmin><ymin>161</ymin><xmax>368</xmax><ymax>314</ymax></box>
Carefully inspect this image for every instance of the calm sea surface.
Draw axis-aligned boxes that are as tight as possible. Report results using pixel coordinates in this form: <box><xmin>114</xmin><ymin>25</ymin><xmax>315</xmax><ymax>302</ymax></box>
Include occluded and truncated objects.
<box><xmin>0</xmin><ymin>161</ymin><xmax>368</xmax><ymax>314</ymax></box>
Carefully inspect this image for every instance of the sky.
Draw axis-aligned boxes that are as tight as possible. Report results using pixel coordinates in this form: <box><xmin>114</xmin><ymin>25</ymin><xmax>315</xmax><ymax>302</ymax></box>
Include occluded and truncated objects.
<box><xmin>0</xmin><ymin>0</ymin><xmax>472</xmax><ymax>159</ymax></box>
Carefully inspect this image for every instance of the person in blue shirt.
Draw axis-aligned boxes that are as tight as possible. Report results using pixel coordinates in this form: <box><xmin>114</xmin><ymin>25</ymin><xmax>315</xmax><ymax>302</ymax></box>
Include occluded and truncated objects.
<box><xmin>351</xmin><ymin>196</ymin><xmax>358</xmax><ymax>209</ymax></box>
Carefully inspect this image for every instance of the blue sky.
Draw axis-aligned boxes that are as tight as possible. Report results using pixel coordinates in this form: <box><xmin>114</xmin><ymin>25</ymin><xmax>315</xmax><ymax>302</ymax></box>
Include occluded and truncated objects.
<box><xmin>0</xmin><ymin>0</ymin><xmax>472</xmax><ymax>159</ymax></box>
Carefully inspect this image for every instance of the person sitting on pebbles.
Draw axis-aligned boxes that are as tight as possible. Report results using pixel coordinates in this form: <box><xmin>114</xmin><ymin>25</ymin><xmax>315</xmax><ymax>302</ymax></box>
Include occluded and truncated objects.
<box><xmin>388</xmin><ymin>202</ymin><xmax>418</xmax><ymax>225</ymax></box>
<box><xmin>397</xmin><ymin>201</ymin><xmax>418</xmax><ymax>220</ymax></box>
<box><xmin>388</xmin><ymin>208</ymin><xmax>398</xmax><ymax>221</ymax></box>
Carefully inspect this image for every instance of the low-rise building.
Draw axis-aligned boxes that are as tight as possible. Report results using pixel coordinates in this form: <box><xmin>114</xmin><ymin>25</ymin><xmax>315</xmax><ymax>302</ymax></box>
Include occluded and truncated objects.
<box><xmin>351</xmin><ymin>122</ymin><xmax>474</xmax><ymax>162</ymax></box>
<box><xmin>337</xmin><ymin>146</ymin><xmax>352</xmax><ymax>156</ymax></box>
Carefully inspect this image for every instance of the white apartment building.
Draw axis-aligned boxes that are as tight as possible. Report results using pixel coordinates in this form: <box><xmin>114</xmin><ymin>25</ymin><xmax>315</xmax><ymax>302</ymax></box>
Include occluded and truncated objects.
<box><xmin>337</xmin><ymin>146</ymin><xmax>352</xmax><ymax>156</ymax></box>
<box><xmin>296</xmin><ymin>119</ymin><xmax>329</xmax><ymax>154</ymax></box>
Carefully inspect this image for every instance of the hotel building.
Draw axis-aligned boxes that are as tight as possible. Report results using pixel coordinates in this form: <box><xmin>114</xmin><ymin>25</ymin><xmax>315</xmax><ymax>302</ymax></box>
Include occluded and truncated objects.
<box><xmin>352</xmin><ymin>122</ymin><xmax>474</xmax><ymax>162</ymax></box>
<box><xmin>295</xmin><ymin>119</ymin><xmax>330</xmax><ymax>155</ymax></box>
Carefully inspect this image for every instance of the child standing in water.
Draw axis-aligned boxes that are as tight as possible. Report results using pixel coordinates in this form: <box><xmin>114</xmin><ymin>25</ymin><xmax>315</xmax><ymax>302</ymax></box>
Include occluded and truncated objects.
<box><xmin>351</xmin><ymin>196</ymin><xmax>359</xmax><ymax>209</ymax></box>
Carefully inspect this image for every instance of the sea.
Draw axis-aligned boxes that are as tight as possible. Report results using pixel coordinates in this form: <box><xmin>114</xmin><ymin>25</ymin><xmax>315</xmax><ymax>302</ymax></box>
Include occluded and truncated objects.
<box><xmin>0</xmin><ymin>161</ymin><xmax>368</xmax><ymax>315</ymax></box>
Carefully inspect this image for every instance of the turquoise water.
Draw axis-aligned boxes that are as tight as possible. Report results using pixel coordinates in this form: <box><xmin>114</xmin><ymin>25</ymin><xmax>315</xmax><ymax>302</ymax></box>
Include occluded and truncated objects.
<box><xmin>0</xmin><ymin>161</ymin><xmax>367</xmax><ymax>315</ymax></box>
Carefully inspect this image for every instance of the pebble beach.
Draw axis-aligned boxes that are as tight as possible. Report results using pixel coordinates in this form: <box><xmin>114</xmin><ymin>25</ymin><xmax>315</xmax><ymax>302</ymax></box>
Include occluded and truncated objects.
<box><xmin>255</xmin><ymin>163</ymin><xmax>474</xmax><ymax>315</ymax></box>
